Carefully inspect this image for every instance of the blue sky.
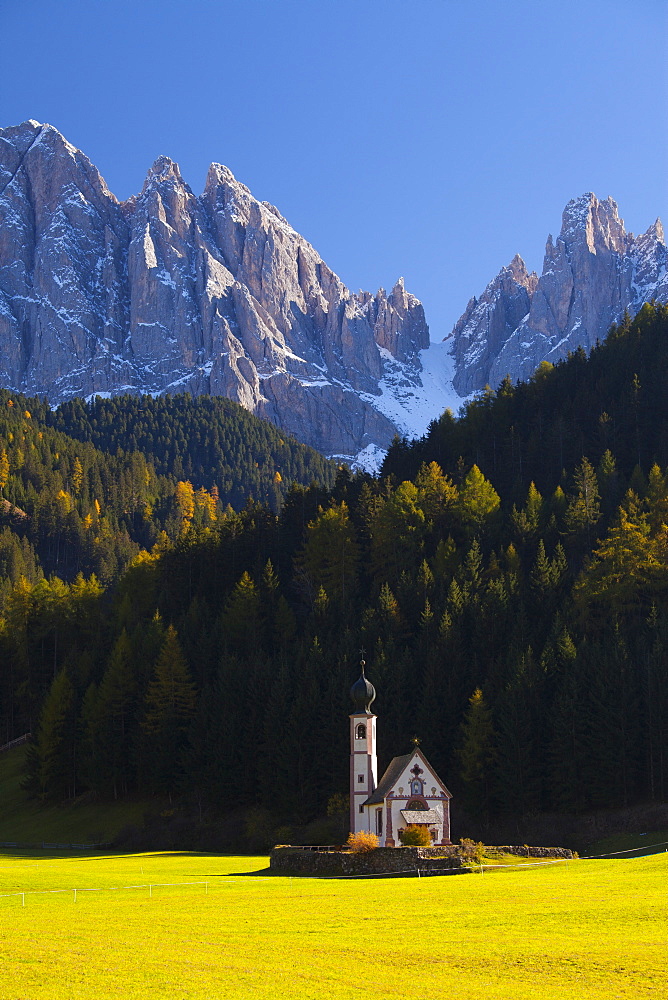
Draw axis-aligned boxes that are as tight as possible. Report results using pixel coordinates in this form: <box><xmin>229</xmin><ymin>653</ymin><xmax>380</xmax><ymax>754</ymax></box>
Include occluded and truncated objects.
<box><xmin>1</xmin><ymin>0</ymin><xmax>666</xmax><ymax>340</ymax></box>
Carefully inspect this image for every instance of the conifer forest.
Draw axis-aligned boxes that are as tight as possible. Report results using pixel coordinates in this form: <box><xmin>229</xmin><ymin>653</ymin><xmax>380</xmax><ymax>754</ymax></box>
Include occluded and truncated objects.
<box><xmin>2</xmin><ymin>303</ymin><xmax>668</xmax><ymax>838</ymax></box>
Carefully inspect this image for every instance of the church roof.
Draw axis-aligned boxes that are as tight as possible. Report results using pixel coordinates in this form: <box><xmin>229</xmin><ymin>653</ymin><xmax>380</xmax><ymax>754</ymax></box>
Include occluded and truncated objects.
<box><xmin>363</xmin><ymin>747</ymin><xmax>452</xmax><ymax>806</ymax></box>
<box><xmin>401</xmin><ymin>809</ymin><xmax>441</xmax><ymax>824</ymax></box>
<box><xmin>363</xmin><ymin>752</ymin><xmax>413</xmax><ymax>805</ymax></box>
<box><xmin>350</xmin><ymin>665</ymin><xmax>376</xmax><ymax>714</ymax></box>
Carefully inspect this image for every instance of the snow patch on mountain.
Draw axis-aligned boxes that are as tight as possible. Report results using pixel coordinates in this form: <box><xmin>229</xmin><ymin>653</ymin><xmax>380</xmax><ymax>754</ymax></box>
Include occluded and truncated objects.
<box><xmin>348</xmin><ymin>339</ymin><xmax>468</xmax><ymax>470</ymax></box>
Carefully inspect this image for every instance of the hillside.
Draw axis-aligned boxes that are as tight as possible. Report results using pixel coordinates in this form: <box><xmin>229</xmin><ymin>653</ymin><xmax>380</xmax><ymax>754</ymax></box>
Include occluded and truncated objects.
<box><xmin>1</xmin><ymin>304</ymin><xmax>667</xmax><ymax>842</ymax></box>
<box><xmin>48</xmin><ymin>393</ymin><xmax>337</xmax><ymax>509</ymax></box>
<box><xmin>0</xmin><ymin>745</ymin><xmax>148</xmax><ymax>845</ymax></box>
<box><xmin>0</xmin><ymin>387</ymin><xmax>336</xmax><ymax>589</ymax></box>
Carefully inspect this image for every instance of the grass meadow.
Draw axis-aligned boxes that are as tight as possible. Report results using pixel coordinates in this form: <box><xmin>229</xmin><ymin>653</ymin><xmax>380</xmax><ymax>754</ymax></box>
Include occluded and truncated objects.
<box><xmin>0</xmin><ymin>848</ymin><xmax>666</xmax><ymax>999</ymax></box>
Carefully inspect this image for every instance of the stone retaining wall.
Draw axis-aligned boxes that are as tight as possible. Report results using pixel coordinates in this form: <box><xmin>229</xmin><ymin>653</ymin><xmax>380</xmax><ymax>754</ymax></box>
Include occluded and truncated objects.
<box><xmin>270</xmin><ymin>843</ymin><xmax>574</xmax><ymax>876</ymax></box>
<box><xmin>270</xmin><ymin>846</ymin><xmax>465</xmax><ymax>876</ymax></box>
<box><xmin>493</xmin><ymin>846</ymin><xmax>574</xmax><ymax>859</ymax></box>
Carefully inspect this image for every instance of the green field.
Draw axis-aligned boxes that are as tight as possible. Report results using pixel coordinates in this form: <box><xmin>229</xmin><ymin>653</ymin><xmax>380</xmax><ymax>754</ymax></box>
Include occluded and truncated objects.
<box><xmin>0</xmin><ymin>848</ymin><xmax>666</xmax><ymax>999</ymax></box>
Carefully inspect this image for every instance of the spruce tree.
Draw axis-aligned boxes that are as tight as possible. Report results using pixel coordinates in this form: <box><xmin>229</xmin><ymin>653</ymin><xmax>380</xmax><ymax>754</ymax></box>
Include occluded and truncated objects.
<box><xmin>457</xmin><ymin>688</ymin><xmax>497</xmax><ymax>822</ymax></box>
<box><xmin>93</xmin><ymin>629</ymin><xmax>137</xmax><ymax>798</ymax></box>
<box><xmin>140</xmin><ymin>625</ymin><xmax>196</xmax><ymax>795</ymax></box>
<box><xmin>23</xmin><ymin>669</ymin><xmax>75</xmax><ymax>801</ymax></box>
<box><xmin>564</xmin><ymin>457</ymin><xmax>601</xmax><ymax>546</ymax></box>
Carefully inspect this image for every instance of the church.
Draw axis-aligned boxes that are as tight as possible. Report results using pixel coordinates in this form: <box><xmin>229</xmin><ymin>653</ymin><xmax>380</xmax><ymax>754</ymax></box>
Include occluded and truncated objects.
<box><xmin>349</xmin><ymin>662</ymin><xmax>452</xmax><ymax>847</ymax></box>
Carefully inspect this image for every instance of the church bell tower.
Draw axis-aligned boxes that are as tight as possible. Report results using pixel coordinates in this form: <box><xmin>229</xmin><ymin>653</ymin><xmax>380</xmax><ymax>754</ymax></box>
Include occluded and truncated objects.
<box><xmin>349</xmin><ymin>661</ymin><xmax>378</xmax><ymax>835</ymax></box>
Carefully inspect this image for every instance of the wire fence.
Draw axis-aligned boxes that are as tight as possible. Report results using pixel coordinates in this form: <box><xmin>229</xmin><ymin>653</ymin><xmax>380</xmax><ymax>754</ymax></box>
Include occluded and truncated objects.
<box><xmin>0</xmin><ymin>878</ymin><xmax>271</xmax><ymax>907</ymax></box>
<box><xmin>0</xmin><ymin>841</ymin><xmax>111</xmax><ymax>850</ymax></box>
<box><xmin>580</xmin><ymin>840</ymin><xmax>668</xmax><ymax>859</ymax></box>
<box><xmin>454</xmin><ymin>839</ymin><xmax>668</xmax><ymax>875</ymax></box>
<box><xmin>0</xmin><ymin>733</ymin><xmax>31</xmax><ymax>754</ymax></box>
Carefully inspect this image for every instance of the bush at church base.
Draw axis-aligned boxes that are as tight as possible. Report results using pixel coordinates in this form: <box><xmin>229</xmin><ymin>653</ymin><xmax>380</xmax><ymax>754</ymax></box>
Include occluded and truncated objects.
<box><xmin>398</xmin><ymin>825</ymin><xmax>432</xmax><ymax>846</ymax></box>
<box><xmin>346</xmin><ymin>831</ymin><xmax>379</xmax><ymax>852</ymax></box>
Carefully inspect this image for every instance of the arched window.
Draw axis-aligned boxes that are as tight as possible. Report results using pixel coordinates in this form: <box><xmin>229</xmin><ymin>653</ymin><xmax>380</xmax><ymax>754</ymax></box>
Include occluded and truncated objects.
<box><xmin>410</xmin><ymin>778</ymin><xmax>423</xmax><ymax>796</ymax></box>
<box><xmin>356</xmin><ymin>723</ymin><xmax>366</xmax><ymax>740</ymax></box>
<box><xmin>406</xmin><ymin>799</ymin><xmax>427</xmax><ymax>811</ymax></box>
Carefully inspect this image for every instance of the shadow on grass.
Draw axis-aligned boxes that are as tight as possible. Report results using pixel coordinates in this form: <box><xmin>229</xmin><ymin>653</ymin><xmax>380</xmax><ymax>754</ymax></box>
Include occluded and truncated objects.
<box><xmin>0</xmin><ymin>847</ymin><xmax>272</xmax><ymax>869</ymax></box>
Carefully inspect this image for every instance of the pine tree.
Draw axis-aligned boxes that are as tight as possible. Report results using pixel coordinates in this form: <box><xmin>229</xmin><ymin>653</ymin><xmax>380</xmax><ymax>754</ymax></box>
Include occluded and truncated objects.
<box><xmin>0</xmin><ymin>448</ymin><xmax>9</xmax><ymax>494</ymax></box>
<box><xmin>564</xmin><ymin>457</ymin><xmax>601</xmax><ymax>545</ymax></box>
<box><xmin>296</xmin><ymin>502</ymin><xmax>359</xmax><ymax>607</ymax></box>
<box><xmin>93</xmin><ymin>629</ymin><xmax>137</xmax><ymax>797</ymax></box>
<box><xmin>641</xmin><ymin>605</ymin><xmax>668</xmax><ymax>801</ymax></box>
<box><xmin>596</xmin><ymin>449</ymin><xmax>619</xmax><ymax>516</ymax></box>
<box><xmin>511</xmin><ymin>482</ymin><xmax>543</xmax><ymax>541</ymax></box>
<box><xmin>72</xmin><ymin>457</ymin><xmax>83</xmax><ymax>497</ymax></box>
<box><xmin>457</xmin><ymin>688</ymin><xmax>497</xmax><ymax>822</ymax></box>
<box><xmin>584</xmin><ymin>631</ymin><xmax>640</xmax><ymax>808</ymax></box>
<box><xmin>548</xmin><ymin>632</ymin><xmax>589</xmax><ymax>812</ymax></box>
<box><xmin>140</xmin><ymin>625</ymin><xmax>196</xmax><ymax>795</ymax></box>
<box><xmin>455</xmin><ymin>465</ymin><xmax>500</xmax><ymax>534</ymax></box>
<box><xmin>370</xmin><ymin>481</ymin><xmax>425</xmax><ymax>585</ymax></box>
<box><xmin>495</xmin><ymin>649</ymin><xmax>543</xmax><ymax>815</ymax></box>
<box><xmin>530</xmin><ymin>540</ymin><xmax>552</xmax><ymax>596</ymax></box>
<box><xmin>414</xmin><ymin>461</ymin><xmax>457</xmax><ymax>523</ymax></box>
<box><xmin>646</xmin><ymin>463</ymin><xmax>668</xmax><ymax>534</ymax></box>
<box><xmin>220</xmin><ymin>572</ymin><xmax>261</xmax><ymax>655</ymax></box>
<box><xmin>23</xmin><ymin>669</ymin><xmax>75</xmax><ymax>801</ymax></box>
<box><xmin>175</xmin><ymin>480</ymin><xmax>195</xmax><ymax>532</ymax></box>
<box><xmin>432</xmin><ymin>536</ymin><xmax>459</xmax><ymax>584</ymax></box>
<box><xmin>574</xmin><ymin>507</ymin><xmax>657</xmax><ymax>621</ymax></box>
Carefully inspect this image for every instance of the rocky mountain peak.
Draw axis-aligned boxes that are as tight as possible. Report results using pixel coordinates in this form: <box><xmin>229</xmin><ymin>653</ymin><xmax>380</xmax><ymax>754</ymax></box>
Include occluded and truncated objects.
<box><xmin>204</xmin><ymin>161</ymin><xmax>246</xmax><ymax>192</ymax></box>
<box><xmin>560</xmin><ymin>192</ymin><xmax>628</xmax><ymax>256</ymax></box>
<box><xmin>0</xmin><ymin>120</ymin><xmax>115</xmax><ymax>207</ymax></box>
<box><xmin>644</xmin><ymin>218</ymin><xmax>665</xmax><ymax>243</ymax></box>
<box><xmin>448</xmin><ymin>251</ymin><xmax>537</xmax><ymax>394</ymax></box>
<box><xmin>0</xmin><ymin>121</ymin><xmax>430</xmax><ymax>464</ymax></box>
<box><xmin>141</xmin><ymin>155</ymin><xmax>186</xmax><ymax>191</ymax></box>
<box><xmin>450</xmin><ymin>191</ymin><xmax>668</xmax><ymax>394</ymax></box>
<box><xmin>500</xmin><ymin>254</ymin><xmax>538</xmax><ymax>292</ymax></box>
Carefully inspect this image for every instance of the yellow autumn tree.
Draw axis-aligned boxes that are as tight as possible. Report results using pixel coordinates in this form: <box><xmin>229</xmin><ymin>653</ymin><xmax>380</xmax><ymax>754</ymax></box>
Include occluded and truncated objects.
<box><xmin>0</xmin><ymin>448</ymin><xmax>9</xmax><ymax>494</ymax></box>
<box><xmin>456</xmin><ymin>465</ymin><xmax>500</xmax><ymax>532</ymax></box>
<box><xmin>175</xmin><ymin>480</ymin><xmax>195</xmax><ymax>530</ymax></box>
<box><xmin>574</xmin><ymin>507</ymin><xmax>660</xmax><ymax>618</ymax></box>
<box><xmin>415</xmin><ymin>461</ymin><xmax>457</xmax><ymax>522</ymax></box>
<box><xmin>296</xmin><ymin>502</ymin><xmax>359</xmax><ymax>605</ymax></box>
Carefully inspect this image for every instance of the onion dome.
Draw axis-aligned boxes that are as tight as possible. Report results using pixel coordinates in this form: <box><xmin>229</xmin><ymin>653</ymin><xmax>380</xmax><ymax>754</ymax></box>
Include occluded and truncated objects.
<box><xmin>350</xmin><ymin>661</ymin><xmax>376</xmax><ymax>713</ymax></box>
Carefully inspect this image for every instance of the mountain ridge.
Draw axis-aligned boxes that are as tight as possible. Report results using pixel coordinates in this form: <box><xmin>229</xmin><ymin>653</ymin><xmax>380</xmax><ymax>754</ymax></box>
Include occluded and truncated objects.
<box><xmin>448</xmin><ymin>192</ymin><xmax>668</xmax><ymax>394</ymax></box>
<box><xmin>0</xmin><ymin>120</ymin><xmax>430</xmax><ymax>462</ymax></box>
<box><xmin>2</xmin><ymin>121</ymin><xmax>667</xmax><ymax>465</ymax></box>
